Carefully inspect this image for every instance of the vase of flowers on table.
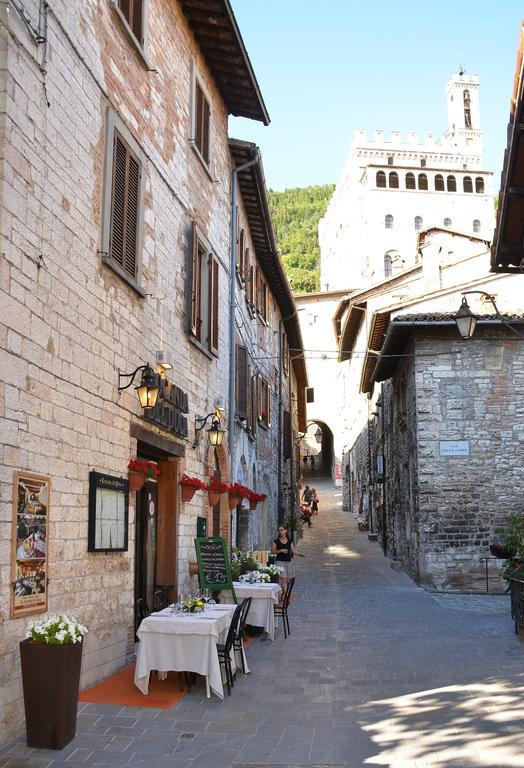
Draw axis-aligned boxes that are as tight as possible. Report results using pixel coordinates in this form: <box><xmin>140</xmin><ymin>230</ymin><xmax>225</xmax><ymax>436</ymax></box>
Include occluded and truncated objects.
<box><xmin>180</xmin><ymin>597</ymin><xmax>205</xmax><ymax>613</ymax></box>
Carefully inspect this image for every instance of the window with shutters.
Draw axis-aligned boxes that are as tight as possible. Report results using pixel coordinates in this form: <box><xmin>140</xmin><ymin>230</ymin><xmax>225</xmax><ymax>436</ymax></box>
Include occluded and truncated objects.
<box><xmin>283</xmin><ymin>333</ymin><xmax>289</xmax><ymax>376</ymax></box>
<box><xmin>235</xmin><ymin>344</ymin><xmax>249</xmax><ymax>420</ymax></box>
<box><xmin>248</xmin><ymin>374</ymin><xmax>257</xmax><ymax>438</ymax></box>
<box><xmin>257</xmin><ymin>376</ymin><xmax>271</xmax><ymax>429</ymax></box>
<box><xmin>283</xmin><ymin>410</ymin><xmax>292</xmax><ymax>460</ymax></box>
<box><xmin>101</xmin><ymin>110</ymin><xmax>146</xmax><ymax>295</ymax></box>
<box><xmin>258</xmin><ymin>276</ymin><xmax>269</xmax><ymax>323</ymax></box>
<box><xmin>237</xmin><ymin>227</ymin><xmax>247</xmax><ymax>283</ymax></box>
<box><xmin>189</xmin><ymin>223</ymin><xmax>219</xmax><ymax>357</ymax></box>
<box><xmin>112</xmin><ymin>0</ymin><xmax>150</xmax><ymax>60</ymax></box>
<box><xmin>191</xmin><ymin>73</ymin><xmax>211</xmax><ymax>170</ymax></box>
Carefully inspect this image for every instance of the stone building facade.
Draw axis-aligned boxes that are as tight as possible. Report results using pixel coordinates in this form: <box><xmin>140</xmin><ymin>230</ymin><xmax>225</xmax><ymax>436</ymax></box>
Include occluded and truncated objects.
<box><xmin>0</xmin><ymin>0</ymin><xmax>305</xmax><ymax>744</ymax></box>
<box><xmin>369</xmin><ymin>320</ymin><xmax>524</xmax><ymax>591</ymax></box>
<box><xmin>319</xmin><ymin>71</ymin><xmax>495</xmax><ymax>292</ymax></box>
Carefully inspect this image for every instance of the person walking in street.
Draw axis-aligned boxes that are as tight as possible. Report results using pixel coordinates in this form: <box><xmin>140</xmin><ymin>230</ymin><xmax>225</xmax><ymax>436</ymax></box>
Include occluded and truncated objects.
<box><xmin>301</xmin><ymin>485</ymin><xmax>312</xmax><ymax>505</ymax></box>
<box><xmin>272</xmin><ymin>525</ymin><xmax>304</xmax><ymax>594</ymax></box>
<box><xmin>311</xmin><ymin>487</ymin><xmax>319</xmax><ymax>515</ymax></box>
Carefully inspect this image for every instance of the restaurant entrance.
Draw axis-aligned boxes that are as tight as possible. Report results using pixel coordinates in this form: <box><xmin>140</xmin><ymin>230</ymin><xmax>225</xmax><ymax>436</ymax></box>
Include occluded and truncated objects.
<box><xmin>135</xmin><ymin>479</ymin><xmax>157</xmax><ymax>629</ymax></box>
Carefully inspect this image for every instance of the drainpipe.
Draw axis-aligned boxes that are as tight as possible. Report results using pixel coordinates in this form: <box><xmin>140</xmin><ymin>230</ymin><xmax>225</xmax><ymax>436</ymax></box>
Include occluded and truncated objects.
<box><xmin>229</xmin><ymin>151</ymin><xmax>260</xmax><ymax>481</ymax></box>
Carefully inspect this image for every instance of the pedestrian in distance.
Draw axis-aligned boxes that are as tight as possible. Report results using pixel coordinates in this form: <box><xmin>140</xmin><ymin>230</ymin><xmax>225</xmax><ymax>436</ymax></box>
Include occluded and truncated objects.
<box><xmin>301</xmin><ymin>485</ymin><xmax>312</xmax><ymax>504</ymax></box>
<box><xmin>271</xmin><ymin>524</ymin><xmax>304</xmax><ymax>594</ymax></box>
<box><xmin>311</xmin><ymin>487</ymin><xmax>319</xmax><ymax>514</ymax></box>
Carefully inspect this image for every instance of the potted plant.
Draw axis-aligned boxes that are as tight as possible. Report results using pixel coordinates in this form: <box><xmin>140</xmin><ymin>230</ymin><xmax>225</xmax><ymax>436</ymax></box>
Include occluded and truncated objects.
<box><xmin>206</xmin><ymin>476</ymin><xmax>229</xmax><ymax>507</ymax></box>
<box><xmin>247</xmin><ymin>491</ymin><xmax>266</xmax><ymax>511</ymax></box>
<box><xmin>228</xmin><ymin>482</ymin><xmax>249</xmax><ymax>510</ymax></box>
<box><xmin>127</xmin><ymin>459</ymin><xmax>160</xmax><ymax>492</ymax></box>
<box><xmin>179</xmin><ymin>473</ymin><xmax>206</xmax><ymax>502</ymax></box>
<box><xmin>20</xmin><ymin>614</ymin><xmax>88</xmax><ymax>749</ymax></box>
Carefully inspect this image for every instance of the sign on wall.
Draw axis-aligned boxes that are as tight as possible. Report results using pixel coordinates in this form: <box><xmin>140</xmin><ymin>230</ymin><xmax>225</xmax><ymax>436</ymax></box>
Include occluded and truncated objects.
<box><xmin>439</xmin><ymin>440</ymin><xmax>470</xmax><ymax>457</ymax></box>
<box><xmin>11</xmin><ymin>471</ymin><xmax>50</xmax><ymax>618</ymax></box>
<box><xmin>194</xmin><ymin>537</ymin><xmax>237</xmax><ymax>602</ymax></box>
<box><xmin>88</xmin><ymin>471</ymin><xmax>129</xmax><ymax>552</ymax></box>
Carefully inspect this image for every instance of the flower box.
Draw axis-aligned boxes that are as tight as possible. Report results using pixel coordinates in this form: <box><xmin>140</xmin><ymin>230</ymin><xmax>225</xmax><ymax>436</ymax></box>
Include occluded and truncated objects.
<box><xmin>179</xmin><ymin>474</ymin><xmax>206</xmax><ymax>502</ymax></box>
<box><xmin>128</xmin><ymin>460</ymin><xmax>160</xmax><ymax>492</ymax></box>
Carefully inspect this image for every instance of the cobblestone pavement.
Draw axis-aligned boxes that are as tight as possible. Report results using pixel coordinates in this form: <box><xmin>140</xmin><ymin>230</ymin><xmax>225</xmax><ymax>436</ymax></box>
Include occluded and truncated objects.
<box><xmin>3</xmin><ymin>479</ymin><xmax>524</xmax><ymax>767</ymax></box>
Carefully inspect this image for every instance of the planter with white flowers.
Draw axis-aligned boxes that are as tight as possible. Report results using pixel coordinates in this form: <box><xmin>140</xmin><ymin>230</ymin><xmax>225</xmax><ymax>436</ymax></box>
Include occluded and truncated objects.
<box><xmin>20</xmin><ymin>614</ymin><xmax>88</xmax><ymax>749</ymax></box>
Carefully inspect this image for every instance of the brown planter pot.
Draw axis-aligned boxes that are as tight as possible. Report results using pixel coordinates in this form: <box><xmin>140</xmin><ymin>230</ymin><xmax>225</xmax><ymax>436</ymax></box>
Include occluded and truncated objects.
<box><xmin>128</xmin><ymin>471</ymin><xmax>145</xmax><ymax>492</ymax></box>
<box><xmin>249</xmin><ymin>500</ymin><xmax>258</xmax><ymax>510</ymax></box>
<box><xmin>208</xmin><ymin>490</ymin><xmax>220</xmax><ymax>507</ymax></box>
<box><xmin>180</xmin><ymin>485</ymin><xmax>196</xmax><ymax>502</ymax></box>
<box><xmin>228</xmin><ymin>494</ymin><xmax>242</xmax><ymax>510</ymax></box>
<box><xmin>20</xmin><ymin>638</ymin><xmax>83</xmax><ymax>749</ymax></box>
<box><xmin>188</xmin><ymin>560</ymin><xmax>199</xmax><ymax>576</ymax></box>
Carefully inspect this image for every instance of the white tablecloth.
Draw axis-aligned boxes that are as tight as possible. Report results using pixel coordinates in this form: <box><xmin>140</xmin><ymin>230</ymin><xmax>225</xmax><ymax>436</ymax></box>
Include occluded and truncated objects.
<box><xmin>223</xmin><ymin>582</ymin><xmax>281</xmax><ymax>641</ymax></box>
<box><xmin>134</xmin><ymin>604</ymin><xmax>237</xmax><ymax>699</ymax></box>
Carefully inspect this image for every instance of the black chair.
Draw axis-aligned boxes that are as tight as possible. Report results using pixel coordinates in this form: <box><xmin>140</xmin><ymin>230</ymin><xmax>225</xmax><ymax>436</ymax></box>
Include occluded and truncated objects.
<box><xmin>217</xmin><ymin>602</ymin><xmax>243</xmax><ymax>695</ymax></box>
<box><xmin>153</xmin><ymin>590</ymin><xmax>169</xmax><ymax>612</ymax></box>
<box><xmin>136</xmin><ymin>598</ymin><xmax>150</xmax><ymax>624</ymax></box>
<box><xmin>233</xmin><ymin>597</ymin><xmax>252</xmax><ymax>673</ymax></box>
<box><xmin>274</xmin><ymin>577</ymin><xmax>295</xmax><ymax>639</ymax></box>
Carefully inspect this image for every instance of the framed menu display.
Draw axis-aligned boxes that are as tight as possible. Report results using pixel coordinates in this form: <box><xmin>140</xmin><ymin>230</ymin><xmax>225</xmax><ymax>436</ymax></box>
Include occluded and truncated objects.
<box><xmin>11</xmin><ymin>471</ymin><xmax>50</xmax><ymax>619</ymax></box>
<box><xmin>88</xmin><ymin>471</ymin><xmax>129</xmax><ymax>552</ymax></box>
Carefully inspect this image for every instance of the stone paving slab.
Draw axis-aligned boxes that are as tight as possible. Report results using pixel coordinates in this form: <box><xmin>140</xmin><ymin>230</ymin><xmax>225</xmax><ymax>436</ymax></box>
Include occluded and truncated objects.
<box><xmin>4</xmin><ymin>479</ymin><xmax>524</xmax><ymax>767</ymax></box>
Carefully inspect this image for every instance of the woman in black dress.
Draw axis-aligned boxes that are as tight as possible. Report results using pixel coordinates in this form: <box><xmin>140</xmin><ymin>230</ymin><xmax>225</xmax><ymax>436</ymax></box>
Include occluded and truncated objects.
<box><xmin>271</xmin><ymin>525</ymin><xmax>304</xmax><ymax>593</ymax></box>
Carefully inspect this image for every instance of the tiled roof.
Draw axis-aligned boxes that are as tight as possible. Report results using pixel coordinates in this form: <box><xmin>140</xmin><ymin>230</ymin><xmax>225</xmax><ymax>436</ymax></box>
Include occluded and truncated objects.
<box><xmin>179</xmin><ymin>0</ymin><xmax>269</xmax><ymax>125</ymax></box>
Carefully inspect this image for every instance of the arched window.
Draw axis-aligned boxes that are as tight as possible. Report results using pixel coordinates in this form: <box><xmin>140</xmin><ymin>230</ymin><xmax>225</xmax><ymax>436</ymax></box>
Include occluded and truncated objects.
<box><xmin>384</xmin><ymin>250</ymin><xmax>402</xmax><ymax>277</ymax></box>
<box><xmin>435</xmin><ymin>174</ymin><xmax>445</xmax><ymax>191</ymax></box>
<box><xmin>464</xmin><ymin>89</ymin><xmax>472</xmax><ymax>128</ymax></box>
<box><xmin>384</xmin><ymin>252</ymin><xmax>393</xmax><ymax>277</ymax></box>
<box><xmin>405</xmin><ymin>172</ymin><xmax>416</xmax><ymax>190</ymax></box>
<box><xmin>414</xmin><ymin>216</ymin><xmax>423</xmax><ymax>231</ymax></box>
<box><xmin>475</xmin><ymin>177</ymin><xmax>484</xmax><ymax>194</ymax></box>
<box><xmin>418</xmin><ymin>173</ymin><xmax>428</xmax><ymax>190</ymax></box>
<box><xmin>443</xmin><ymin>217</ymin><xmax>452</xmax><ymax>228</ymax></box>
<box><xmin>473</xmin><ymin>219</ymin><xmax>481</xmax><ymax>233</ymax></box>
<box><xmin>376</xmin><ymin>171</ymin><xmax>386</xmax><ymax>188</ymax></box>
<box><xmin>389</xmin><ymin>172</ymin><xmax>399</xmax><ymax>189</ymax></box>
<box><xmin>463</xmin><ymin>176</ymin><xmax>473</xmax><ymax>193</ymax></box>
<box><xmin>385</xmin><ymin>214</ymin><xmax>394</xmax><ymax>229</ymax></box>
<box><xmin>446</xmin><ymin>175</ymin><xmax>456</xmax><ymax>192</ymax></box>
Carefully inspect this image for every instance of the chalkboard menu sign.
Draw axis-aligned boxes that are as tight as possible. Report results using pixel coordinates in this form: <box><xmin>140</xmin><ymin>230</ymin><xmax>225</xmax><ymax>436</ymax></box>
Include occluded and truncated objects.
<box><xmin>194</xmin><ymin>537</ymin><xmax>237</xmax><ymax>603</ymax></box>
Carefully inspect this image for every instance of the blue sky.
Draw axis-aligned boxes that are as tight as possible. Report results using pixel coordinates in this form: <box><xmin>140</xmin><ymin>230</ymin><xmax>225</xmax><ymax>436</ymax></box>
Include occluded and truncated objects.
<box><xmin>229</xmin><ymin>1</ymin><xmax>523</xmax><ymax>192</ymax></box>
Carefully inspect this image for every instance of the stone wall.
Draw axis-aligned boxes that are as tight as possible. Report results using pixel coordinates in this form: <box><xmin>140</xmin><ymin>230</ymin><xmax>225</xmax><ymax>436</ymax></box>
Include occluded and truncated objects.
<box><xmin>0</xmin><ymin>0</ymin><xmax>289</xmax><ymax>744</ymax></box>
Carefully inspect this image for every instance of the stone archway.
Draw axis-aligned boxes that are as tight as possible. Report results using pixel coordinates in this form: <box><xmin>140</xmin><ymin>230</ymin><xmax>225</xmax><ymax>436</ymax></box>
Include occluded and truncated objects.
<box><xmin>301</xmin><ymin>419</ymin><xmax>335</xmax><ymax>479</ymax></box>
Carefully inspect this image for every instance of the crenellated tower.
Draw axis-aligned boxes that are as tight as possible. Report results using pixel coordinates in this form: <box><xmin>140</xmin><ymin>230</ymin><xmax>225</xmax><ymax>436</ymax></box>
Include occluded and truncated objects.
<box><xmin>445</xmin><ymin>69</ymin><xmax>483</xmax><ymax>158</ymax></box>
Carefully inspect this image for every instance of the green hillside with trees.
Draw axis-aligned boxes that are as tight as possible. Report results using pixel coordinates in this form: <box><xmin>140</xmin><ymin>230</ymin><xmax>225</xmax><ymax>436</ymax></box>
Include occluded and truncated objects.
<box><xmin>268</xmin><ymin>184</ymin><xmax>335</xmax><ymax>294</ymax></box>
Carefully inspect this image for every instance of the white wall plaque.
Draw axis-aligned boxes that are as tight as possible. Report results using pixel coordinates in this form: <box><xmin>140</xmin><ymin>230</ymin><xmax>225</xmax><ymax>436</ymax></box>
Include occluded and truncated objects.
<box><xmin>439</xmin><ymin>440</ymin><xmax>470</xmax><ymax>457</ymax></box>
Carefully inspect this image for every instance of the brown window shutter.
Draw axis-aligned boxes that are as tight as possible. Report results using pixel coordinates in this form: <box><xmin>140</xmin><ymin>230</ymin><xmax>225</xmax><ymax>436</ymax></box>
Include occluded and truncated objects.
<box><xmin>255</xmin><ymin>268</ymin><xmax>260</xmax><ymax>311</ymax></box>
<box><xmin>283</xmin><ymin>410</ymin><xmax>291</xmax><ymax>459</ymax></box>
<box><xmin>249</xmin><ymin>264</ymin><xmax>255</xmax><ymax>307</ymax></box>
<box><xmin>236</xmin><ymin>345</ymin><xmax>248</xmax><ymax>419</ymax></box>
<box><xmin>202</xmin><ymin>96</ymin><xmax>210</xmax><ymax>164</ymax></box>
<box><xmin>263</xmin><ymin>282</ymin><xmax>269</xmax><ymax>322</ymax></box>
<box><xmin>266</xmin><ymin>383</ymin><xmax>271</xmax><ymax>427</ymax></box>
<box><xmin>190</xmin><ymin>222</ymin><xmax>199</xmax><ymax>338</ymax></box>
<box><xmin>239</xmin><ymin>229</ymin><xmax>245</xmax><ymax>278</ymax></box>
<box><xmin>209</xmin><ymin>255</ymin><xmax>219</xmax><ymax>356</ymax></box>
<box><xmin>251</xmin><ymin>375</ymin><xmax>258</xmax><ymax>436</ymax></box>
<box><xmin>118</xmin><ymin>0</ymin><xmax>131</xmax><ymax>23</ymax></box>
<box><xmin>195</xmin><ymin>84</ymin><xmax>203</xmax><ymax>153</ymax></box>
<box><xmin>110</xmin><ymin>131</ymin><xmax>140</xmax><ymax>280</ymax></box>
<box><xmin>131</xmin><ymin>0</ymin><xmax>143</xmax><ymax>44</ymax></box>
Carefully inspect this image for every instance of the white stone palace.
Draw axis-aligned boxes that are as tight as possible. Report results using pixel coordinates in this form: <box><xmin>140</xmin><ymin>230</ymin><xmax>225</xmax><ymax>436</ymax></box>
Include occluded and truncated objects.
<box><xmin>319</xmin><ymin>71</ymin><xmax>495</xmax><ymax>291</ymax></box>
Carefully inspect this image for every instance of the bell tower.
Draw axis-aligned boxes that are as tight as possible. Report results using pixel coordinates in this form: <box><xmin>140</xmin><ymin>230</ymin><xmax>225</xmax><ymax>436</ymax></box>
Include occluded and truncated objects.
<box><xmin>445</xmin><ymin>68</ymin><xmax>482</xmax><ymax>157</ymax></box>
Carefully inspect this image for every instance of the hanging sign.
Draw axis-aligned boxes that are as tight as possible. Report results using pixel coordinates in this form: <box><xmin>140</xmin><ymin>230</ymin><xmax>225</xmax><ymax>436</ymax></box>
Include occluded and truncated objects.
<box><xmin>144</xmin><ymin>375</ymin><xmax>189</xmax><ymax>438</ymax></box>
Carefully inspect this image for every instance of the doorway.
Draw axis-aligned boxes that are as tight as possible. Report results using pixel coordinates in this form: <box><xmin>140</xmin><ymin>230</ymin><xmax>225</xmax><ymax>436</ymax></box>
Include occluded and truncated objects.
<box><xmin>134</xmin><ymin>480</ymin><xmax>157</xmax><ymax>630</ymax></box>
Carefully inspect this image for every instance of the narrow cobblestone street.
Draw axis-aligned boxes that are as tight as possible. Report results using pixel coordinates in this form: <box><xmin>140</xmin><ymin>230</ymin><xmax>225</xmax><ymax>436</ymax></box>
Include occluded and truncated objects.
<box><xmin>4</xmin><ymin>479</ymin><xmax>524</xmax><ymax>768</ymax></box>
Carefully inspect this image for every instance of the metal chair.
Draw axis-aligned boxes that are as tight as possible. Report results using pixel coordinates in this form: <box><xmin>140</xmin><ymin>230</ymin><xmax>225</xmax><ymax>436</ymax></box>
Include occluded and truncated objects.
<box><xmin>153</xmin><ymin>590</ymin><xmax>169</xmax><ymax>611</ymax></box>
<box><xmin>216</xmin><ymin>601</ymin><xmax>243</xmax><ymax>695</ymax></box>
<box><xmin>273</xmin><ymin>576</ymin><xmax>295</xmax><ymax>638</ymax></box>
<box><xmin>136</xmin><ymin>598</ymin><xmax>150</xmax><ymax>624</ymax></box>
<box><xmin>233</xmin><ymin>597</ymin><xmax>252</xmax><ymax>673</ymax></box>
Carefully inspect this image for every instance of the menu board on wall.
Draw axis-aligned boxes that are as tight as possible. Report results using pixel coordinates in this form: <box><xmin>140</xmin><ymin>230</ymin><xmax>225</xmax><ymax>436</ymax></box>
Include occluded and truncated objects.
<box><xmin>88</xmin><ymin>471</ymin><xmax>129</xmax><ymax>552</ymax></box>
<box><xmin>11</xmin><ymin>471</ymin><xmax>50</xmax><ymax>619</ymax></box>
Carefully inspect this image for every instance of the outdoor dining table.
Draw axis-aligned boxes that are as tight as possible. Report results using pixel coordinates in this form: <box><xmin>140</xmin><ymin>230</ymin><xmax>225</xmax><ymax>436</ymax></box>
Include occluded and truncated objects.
<box><xmin>134</xmin><ymin>603</ymin><xmax>242</xmax><ymax>700</ymax></box>
<box><xmin>223</xmin><ymin>582</ymin><xmax>281</xmax><ymax>640</ymax></box>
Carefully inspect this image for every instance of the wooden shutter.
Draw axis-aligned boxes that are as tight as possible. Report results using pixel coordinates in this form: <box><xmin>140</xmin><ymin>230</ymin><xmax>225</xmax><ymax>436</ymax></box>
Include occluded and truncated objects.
<box><xmin>209</xmin><ymin>255</ymin><xmax>219</xmax><ymax>356</ymax></box>
<box><xmin>190</xmin><ymin>223</ymin><xmax>200</xmax><ymax>338</ymax></box>
<box><xmin>266</xmin><ymin>383</ymin><xmax>271</xmax><ymax>427</ymax></box>
<box><xmin>236</xmin><ymin>345</ymin><xmax>248</xmax><ymax>419</ymax></box>
<box><xmin>109</xmin><ymin>131</ymin><xmax>140</xmax><ymax>279</ymax></box>
<box><xmin>251</xmin><ymin>375</ymin><xmax>258</xmax><ymax>436</ymax></box>
<box><xmin>118</xmin><ymin>0</ymin><xmax>143</xmax><ymax>45</ymax></box>
<box><xmin>248</xmin><ymin>264</ymin><xmax>255</xmax><ymax>308</ymax></box>
<box><xmin>202</xmin><ymin>94</ymin><xmax>210</xmax><ymax>164</ymax></box>
<box><xmin>283</xmin><ymin>410</ymin><xmax>291</xmax><ymax>459</ymax></box>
